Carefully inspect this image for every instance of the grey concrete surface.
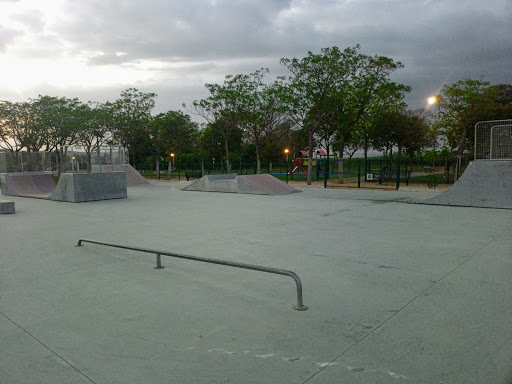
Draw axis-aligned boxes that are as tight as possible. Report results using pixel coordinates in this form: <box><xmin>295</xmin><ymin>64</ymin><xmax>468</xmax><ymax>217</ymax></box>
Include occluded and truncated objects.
<box><xmin>1</xmin><ymin>172</ymin><xmax>127</xmax><ymax>202</ymax></box>
<box><xmin>0</xmin><ymin>182</ymin><xmax>511</xmax><ymax>383</ymax></box>
<box><xmin>49</xmin><ymin>172</ymin><xmax>127</xmax><ymax>202</ymax></box>
<box><xmin>0</xmin><ymin>199</ymin><xmax>14</xmax><ymax>214</ymax></box>
<box><xmin>183</xmin><ymin>173</ymin><xmax>300</xmax><ymax>195</ymax></box>
<box><xmin>92</xmin><ymin>164</ymin><xmax>149</xmax><ymax>186</ymax></box>
<box><xmin>422</xmin><ymin>160</ymin><xmax>512</xmax><ymax>209</ymax></box>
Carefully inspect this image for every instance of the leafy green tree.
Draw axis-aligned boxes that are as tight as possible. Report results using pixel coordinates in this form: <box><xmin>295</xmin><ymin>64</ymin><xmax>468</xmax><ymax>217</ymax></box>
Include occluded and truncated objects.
<box><xmin>281</xmin><ymin>46</ymin><xmax>356</xmax><ymax>185</ymax></box>
<box><xmin>76</xmin><ymin>102</ymin><xmax>113</xmax><ymax>172</ymax></box>
<box><xmin>187</xmin><ymin>77</ymin><xmax>242</xmax><ymax>173</ymax></box>
<box><xmin>111</xmin><ymin>88</ymin><xmax>156</xmax><ymax>167</ymax></box>
<box><xmin>30</xmin><ymin>95</ymin><xmax>82</xmax><ymax>175</ymax></box>
<box><xmin>436</xmin><ymin>79</ymin><xmax>497</xmax><ymax>157</ymax></box>
<box><xmin>332</xmin><ymin>56</ymin><xmax>409</xmax><ymax>182</ymax></box>
<box><xmin>0</xmin><ymin>101</ymin><xmax>34</xmax><ymax>170</ymax></box>
<box><xmin>402</xmin><ymin>110</ymin><xmax>430</xmax><ymax>164</ymax></box>
<box><xmin>152</xmin><ymin>110</ymin><xmax>198</xmax><ymax>178</ymax></box>
<box><xmin>489</xmin><ymin>84</ymin><xmax>512</xmax><ymax>119</ymax></box>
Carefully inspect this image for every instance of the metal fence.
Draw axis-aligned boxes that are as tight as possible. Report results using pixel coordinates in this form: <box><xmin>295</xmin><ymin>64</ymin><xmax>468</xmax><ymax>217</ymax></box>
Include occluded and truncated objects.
<box><xmin>0</xmin><ymin>150</ymin><xmax>53</xmax><ymax>173</ymax></box>
<box><xmin>490</xmin><ymin>124</ymin><xmax>512</xmax><ymax>160</ymax></box>
<box><xmin>474</xmin><ymin>119</ymin><xmax>512</xmax><ymax>160</ymax></box>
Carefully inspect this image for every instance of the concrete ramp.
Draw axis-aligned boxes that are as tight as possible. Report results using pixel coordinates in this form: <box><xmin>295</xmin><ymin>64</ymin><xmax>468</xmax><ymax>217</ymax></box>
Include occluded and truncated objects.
<box><xmin>93</xmin><ymin>164</ymin><xmax>149</xmax><ymax>186</ymax></box>
<box><xmin>0</xmin><ymin>172</ymin><xmax>56</xmax><ymax>198</ymax></box>
<box><xmin>421</xmin><ymin>160</ymin><xmax>512</xmax><ymax>209</ymax></box>
<box><xmin>182</xmin><ymin>174</ymin><xmax>300</xmax><ymax>195</ymax></box>
<box><xmin>1</xmin><ymin>172</ymin><xmax>127</xmax><ymax>202</ymax></box>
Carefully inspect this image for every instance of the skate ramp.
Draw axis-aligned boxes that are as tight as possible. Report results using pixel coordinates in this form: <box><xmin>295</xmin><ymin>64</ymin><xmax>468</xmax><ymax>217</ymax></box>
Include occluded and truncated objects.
<box><xmin>182</xmin><ymin>174</ymin><xmax>300</xmax><ymax>195</ymax></box>
<box><xmin>93</xmin><ymin>164</ymin><xmax>149</xmax><ymax>186</ymax></box>
<box><xmin>421</xmin><ymin>160</ymin><xmax>512</xmax><ymax>209</ymax></box>
<box><xmin>0</xmin><ymin>172</ymin><xmax>56</xmax><ymax>198</ymax></box>
<box><xmin>1</xmin><ymin>172</ymin><xmax>127</xmax><ymax>202</ymax></box>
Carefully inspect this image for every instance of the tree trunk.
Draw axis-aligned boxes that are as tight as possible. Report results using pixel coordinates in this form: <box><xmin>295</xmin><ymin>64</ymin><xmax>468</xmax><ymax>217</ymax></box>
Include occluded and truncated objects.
<box><xmin>167</xmin><ymin>159</ymin><xmax>172</xmax><ymax>179</ymax></box>
<box><xmin>10</xmin><ymin>151</ymin><xmax>19</xmax><ymax>172</ymax></box>
<box><xmin>86</xmin><ymin>150</ymin><xmax>92</xmax><ymax>173</ymax></box>
<box><xmin>255</xmin><ymin>135</ymin><xmax>261</xmax><ymax>174</ymax></box>
<box><xmin>307</xmin><ymin>130</ymin><xmax>313</xmax><ymax>185</ymax></box>
<box><xmin>155</xmin><ymin>153</ymin><xmax>160</xmax><ymax>179</ymax></box>
<box><xmin>224</xmin><ymin>136</ymin><xmax>231</xmax><ymax>173</ymax></box>
<box><xmin>364</xmin><ymin>137</ymin><xmax>368</xmax><ymax>180</ymax></box>
<box><xmin>268</xmin><ymin>160</ymin><xmax>272</xmax><ymax>174</ymax></box>
<box><xmin>337</xmin><ymin>132</ymin><xmax>345</xmax><ymax>184</ymax></box>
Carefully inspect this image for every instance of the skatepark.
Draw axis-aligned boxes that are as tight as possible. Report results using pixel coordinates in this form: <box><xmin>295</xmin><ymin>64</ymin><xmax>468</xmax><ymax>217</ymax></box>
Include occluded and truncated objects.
<box><xmin>1</xmin><ymin>162</ymin><xmax>511</xmax><ymax>383</ymax></box>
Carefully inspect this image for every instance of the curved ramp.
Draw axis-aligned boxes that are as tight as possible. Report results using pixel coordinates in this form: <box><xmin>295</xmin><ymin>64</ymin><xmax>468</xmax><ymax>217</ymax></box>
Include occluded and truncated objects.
<box><xmin>182</xmin><ymin>173</ymin><xmax>300</xmax><ymax>195</ymax></box>
<box><xmin>1</xmin><ymin>172</ymin><xmax>127</xmax><ymax>202</ymax></box>
<box><xmin>421</xmin><ymin>160</ymin><xmax>512</xmax><ymax>209</ymax></box>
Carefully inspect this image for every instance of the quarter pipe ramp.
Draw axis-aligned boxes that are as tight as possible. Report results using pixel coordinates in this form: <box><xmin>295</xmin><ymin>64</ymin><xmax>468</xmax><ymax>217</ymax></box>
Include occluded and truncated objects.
<box><xmin>421</xmin><ymin>160</ymin><xmax>512</xmax><ymax>209</ymax></box>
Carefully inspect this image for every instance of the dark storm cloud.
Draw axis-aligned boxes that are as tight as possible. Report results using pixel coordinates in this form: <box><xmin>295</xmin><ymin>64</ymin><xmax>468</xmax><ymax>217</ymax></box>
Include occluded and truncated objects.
<box><xmin>10</xmin><ymin>0</ymin><xmax>512</xmax><ymax>111</ymax></box>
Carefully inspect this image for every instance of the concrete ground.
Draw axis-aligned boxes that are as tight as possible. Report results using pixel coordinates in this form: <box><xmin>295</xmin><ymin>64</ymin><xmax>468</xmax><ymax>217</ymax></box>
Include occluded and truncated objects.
<box><xmin>1</xmin><ymin>182</ymin><xmax>511</xmax><ymax>383</ymax></box>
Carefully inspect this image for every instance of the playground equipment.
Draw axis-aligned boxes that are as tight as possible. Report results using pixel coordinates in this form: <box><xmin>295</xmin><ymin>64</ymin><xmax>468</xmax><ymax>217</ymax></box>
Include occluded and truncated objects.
<box><xmin>289</xmin><ymin>150</ymin><xmax>327</xmax><ymax>175</ymax></box>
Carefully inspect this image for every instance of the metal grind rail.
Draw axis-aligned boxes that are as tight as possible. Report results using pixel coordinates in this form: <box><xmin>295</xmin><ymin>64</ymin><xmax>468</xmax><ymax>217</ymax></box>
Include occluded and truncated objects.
<box><xmin>76</xmin><ymin>238</ymin><xmax>308</xmax><ymax>311</ymax></box>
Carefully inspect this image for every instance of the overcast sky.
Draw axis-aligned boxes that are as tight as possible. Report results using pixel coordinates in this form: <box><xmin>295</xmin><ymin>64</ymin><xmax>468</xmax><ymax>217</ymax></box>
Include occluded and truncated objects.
<box><xmin>0</xmin><ymin>0</ymin><xmax>511</xmax><ymax>118</ymax></box>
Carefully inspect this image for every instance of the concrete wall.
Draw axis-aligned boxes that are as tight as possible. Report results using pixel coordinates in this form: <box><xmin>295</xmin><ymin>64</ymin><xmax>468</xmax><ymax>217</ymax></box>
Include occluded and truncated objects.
<box><xmin>50</xmin><ymin>172</ymin><xmax>127</xmax><ymax>202</ymax></box>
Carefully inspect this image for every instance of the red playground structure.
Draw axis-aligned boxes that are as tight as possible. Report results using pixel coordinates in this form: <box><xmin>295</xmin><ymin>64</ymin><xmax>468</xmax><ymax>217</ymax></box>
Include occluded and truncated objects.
<box><xmin>290</xmin><ymin>151</ymin><xmax>307</xmax><ymax>174</ymax></box>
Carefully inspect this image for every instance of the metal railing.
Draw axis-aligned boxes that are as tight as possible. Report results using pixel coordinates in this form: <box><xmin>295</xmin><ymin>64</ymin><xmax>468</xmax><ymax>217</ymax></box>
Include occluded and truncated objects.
<box><xmin>76</xmin><ymin>238</ymin><xmax>308</xmax><ymax>311</ymax></box>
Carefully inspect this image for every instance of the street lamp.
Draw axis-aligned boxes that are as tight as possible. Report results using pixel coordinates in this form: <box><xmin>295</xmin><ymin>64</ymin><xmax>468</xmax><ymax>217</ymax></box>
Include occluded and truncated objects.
<box><xmin>169</xmin><ymin>153</ymin><xmax>175</xmax><ymax>180</ymax></box>
<box><xmin>284</xmin><ymin>149</ymin><xmax>289</xmax><ymax>184</ymax></box>
<box><xmin>428</xmin><ymin>96</ymin><xmax>437</xmax><ymax>105</ymax></box>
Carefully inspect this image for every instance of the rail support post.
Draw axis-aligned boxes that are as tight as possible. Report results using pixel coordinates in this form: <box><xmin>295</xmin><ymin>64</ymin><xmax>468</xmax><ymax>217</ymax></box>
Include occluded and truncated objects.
<box><xmin>155</xmin><ymin>253</ymin><xmax>164</xmax><ymax>269</ymax></box>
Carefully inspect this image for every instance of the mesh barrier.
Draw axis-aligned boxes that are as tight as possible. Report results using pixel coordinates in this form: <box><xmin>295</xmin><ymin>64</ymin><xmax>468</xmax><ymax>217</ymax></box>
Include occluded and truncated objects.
<box><xmin>64</xmin><ymin>145</ymin><xmax>127</xmax><ymax>173</ymax></box>
<box><xmin>0</xmin><ymin>146</ymin><xmax>126</xmax><ymax>173</ymax></box>
<box><xmin>490</xmin><ymin>125</ymin><xmax>512</xmax><ymax>160</ymax></box>
<box><xmin>0</xmin><ymin>150</ymin><xmax>53</xmax><ymax>173</ymax></box>
<box><xmin>474</xmin><ymin>119</ymin><xmax>512</xmax><ymax>159</ymax></box>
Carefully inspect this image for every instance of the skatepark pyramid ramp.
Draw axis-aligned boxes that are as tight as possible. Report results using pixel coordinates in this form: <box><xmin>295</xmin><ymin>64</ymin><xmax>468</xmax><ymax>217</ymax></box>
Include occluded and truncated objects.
<box><xmin>182</xmin><ymin>174</ymin><xmax>301</xmax><ymax>195</ymax></box>
<box><xmin>421</xmin><ymin>160</ymin><xmax>512</xmax><ymax>209</ymax></box>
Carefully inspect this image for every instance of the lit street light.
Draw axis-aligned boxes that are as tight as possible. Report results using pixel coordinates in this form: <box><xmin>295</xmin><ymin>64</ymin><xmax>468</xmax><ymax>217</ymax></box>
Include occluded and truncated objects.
<box><xmin>284</xmin><ymin>149</ymin><xmax>289</xmax><ymax>184</ymax></box>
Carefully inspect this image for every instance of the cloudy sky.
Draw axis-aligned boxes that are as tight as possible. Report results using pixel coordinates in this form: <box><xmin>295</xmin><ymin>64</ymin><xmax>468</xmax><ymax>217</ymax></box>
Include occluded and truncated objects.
<box><xmin>0</xmin><ymin>0</ymin><xmax>510</xmax><ymax>117</ymax></box>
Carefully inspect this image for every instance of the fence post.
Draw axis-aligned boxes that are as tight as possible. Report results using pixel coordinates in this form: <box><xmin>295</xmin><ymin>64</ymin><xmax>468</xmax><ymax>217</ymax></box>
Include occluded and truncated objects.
<box><xmin>396</xmin><ymin>152</ymin><xmax>401</xmax><ymax>190</ymax></box>
<box><xmin>324</xmin><ymin>156</ymin><xmax>328</xmax><ymax>189</ymax></box>
<box><xmin>358</xmin><ymin>160</ymin><xmax>361</xmax><ymax>188</ymax></box>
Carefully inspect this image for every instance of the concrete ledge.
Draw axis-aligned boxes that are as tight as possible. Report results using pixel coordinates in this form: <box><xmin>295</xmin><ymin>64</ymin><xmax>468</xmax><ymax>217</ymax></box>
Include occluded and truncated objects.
<box><xmin>50</xmin><ymin>172</ymin><xmax>127</xmax><ymax>202</ymax></box>
<box><xmin>0</xmin><ymin>199</ymin><xmax>15</xmax><ymax>214</ymax></box>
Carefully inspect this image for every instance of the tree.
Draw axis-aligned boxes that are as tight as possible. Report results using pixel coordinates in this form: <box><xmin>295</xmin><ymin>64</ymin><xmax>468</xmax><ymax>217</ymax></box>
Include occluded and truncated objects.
<box><xmin>152</xmin><ymin>110</ymin><xmax>198</xmax><ymax>178</ymax></box>
<box><xmin>30</xmin><ymin>95</ymin><xmax>82</xmax><ymax>175</ymax></box>
<box><xmin>401</xmin><ymin>110</ymin><xmax>430</xmax><ymax>164</ymax></box>
<box><xmin>342</xmin><ymin>128</ymin><xmax>363</xmax><ymax>173</ymax></box>
<box><xmin>489</xmin><ymin>84</ymin><xmax>512</xmax><ymax>119</ymax></box>
<box><xmin>0</xmin><ymin>101</ymin><xmax>33</xmax><ymax>171</ymax></box>
<box><xmin>436</xmin><ymin>79</ymin><xmax>497</xmax><ymax>157</ymax></box>
<box><xmin>76</xmin><ymin>102</ymin><xmax>113</xmax><ymax>172</ymax></box>
<box><xmin>332</xmin><ymin>55</ymin><xmax>409</xmax><ymax>183</ymax></box>
<box><xmin>187</xmin><ymin>77</ymin><xmax>243</xmax><ymax>173</ymax></box>
<box><xmin>281</xmin><ymin>46</ymin><xmax>355</xmax><ymax>185</ymax></box>
<box><xmin>111</xmin><ymin>88</ymin><xmax>156</xmax><ymax>167</ymax></box>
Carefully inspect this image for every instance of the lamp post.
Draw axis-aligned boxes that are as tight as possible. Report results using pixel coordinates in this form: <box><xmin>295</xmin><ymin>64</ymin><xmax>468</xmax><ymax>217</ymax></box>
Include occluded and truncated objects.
<box><xmin>169</xmin><ymin>153</ymin><xmax>175</xmax><ymax>180</ymax></box>
<box><xmin>284</xmin><ymin>149</ymin><xmax>289</xmax><ymax>184</ymax></box>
